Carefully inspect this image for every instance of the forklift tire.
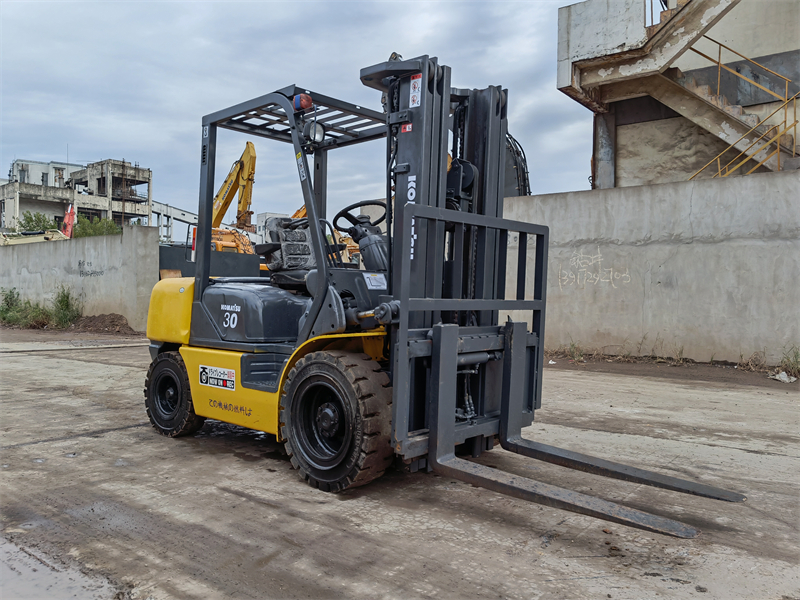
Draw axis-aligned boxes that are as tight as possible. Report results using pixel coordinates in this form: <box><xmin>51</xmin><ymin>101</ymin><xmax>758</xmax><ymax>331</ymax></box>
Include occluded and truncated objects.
<box><xmin>144</xmin><ymin>351</ymin><xmax>205</xmax><ymax>437</ymax></box>
<box><xmin>280</xmin><ymin>350</ymin><xmax>393</xmax><ymax>493</ymax></box>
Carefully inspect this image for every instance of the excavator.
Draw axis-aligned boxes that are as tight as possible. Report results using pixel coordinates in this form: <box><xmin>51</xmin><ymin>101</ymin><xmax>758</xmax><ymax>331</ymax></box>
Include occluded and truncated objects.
<box><xmin>145</xmin><ymin>53</ymin><xmax>744</xmax><ymax>538</ymax></box>
<box><xmin>207</xmin><ymin>141</ymin><xmax>259</xmax><ymax>257</ymax></box>
<box><xmin>205</xmin><ymin>145</ymin><xmax>356</xmax><ymax>267</ymax></box>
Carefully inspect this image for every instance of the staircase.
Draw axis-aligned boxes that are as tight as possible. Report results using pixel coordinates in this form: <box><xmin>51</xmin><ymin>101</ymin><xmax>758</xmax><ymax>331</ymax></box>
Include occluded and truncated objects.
<box><xmin>558</xmin><ymin>0</ymin><xmax>798</xmax><ymax>179</ymax></box>
<box><xmin>664</xmin><ymin>67</ymin><xmax>795</xmax><ymax>153</ymax></box>
<box><xmin>646</xmin><ymin>0</ymin><xmax>692</xmax><ymax>38</ymax></box>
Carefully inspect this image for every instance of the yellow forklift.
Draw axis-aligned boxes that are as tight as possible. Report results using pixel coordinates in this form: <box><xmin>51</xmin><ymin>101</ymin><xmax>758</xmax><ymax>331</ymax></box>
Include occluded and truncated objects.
<box><xmin>145</xmin><ymin>54</ymin><xmax>744</xmax><ymax>537</ymax></box>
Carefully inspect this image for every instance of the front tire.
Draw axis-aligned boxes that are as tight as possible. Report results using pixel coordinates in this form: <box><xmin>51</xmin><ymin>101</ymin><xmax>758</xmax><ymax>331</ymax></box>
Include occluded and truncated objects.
<box><xmin>280</xmin><ymin>351</ymin><xmax>393</xmax><ymax>492</ymax></box>
<box><xmin>144</xmin><ymin>351</ymin><xmax>205</xmax><ymax>437</ymax></box>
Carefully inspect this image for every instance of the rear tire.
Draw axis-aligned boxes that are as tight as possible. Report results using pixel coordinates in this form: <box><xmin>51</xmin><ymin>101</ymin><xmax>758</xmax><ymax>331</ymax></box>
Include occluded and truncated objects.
<box><xmin>144</xmin><ymin>351</ymin><xmax>205</xmax><ymax>437</ymax></box>
<box><xmin>280</xmin><ymin>351</ymin><xmax>393</xmax><ymax>492</ymax></box>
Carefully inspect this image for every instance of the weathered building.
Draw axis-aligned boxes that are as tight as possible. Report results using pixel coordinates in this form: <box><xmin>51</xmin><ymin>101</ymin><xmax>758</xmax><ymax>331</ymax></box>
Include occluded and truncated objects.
<box><xmin>557</xmin><ymin>0</ymin><xmax>799</xmax><ymax>188</ymax></box>
<box><xmin>507</xmin><ymin>0</ymin><xmax>800</xmax><ymax>364</ymax></box>
<box><xmin>0</xmin><ymin>159</ymin><xmax>152</xmax><ymax>230</ymax></box>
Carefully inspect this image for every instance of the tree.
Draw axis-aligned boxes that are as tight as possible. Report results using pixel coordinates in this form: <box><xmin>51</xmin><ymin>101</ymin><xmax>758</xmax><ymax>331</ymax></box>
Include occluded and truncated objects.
<box><xmin>72</xmin><ymin>215</ymin><xmax>122</xmax><ymax>238</ymax></box>
<box><xmin>15</xmin><ymin>211</ymin><xmax>58</xmax><ymax>232</ymax></box>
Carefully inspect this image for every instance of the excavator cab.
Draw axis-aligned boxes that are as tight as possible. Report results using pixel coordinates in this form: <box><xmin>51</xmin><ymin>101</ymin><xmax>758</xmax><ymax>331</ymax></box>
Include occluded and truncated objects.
<box><xmin>144</xmin><ymin>55</ymin><xmax>744</xmax><ymax>538</ymax></box>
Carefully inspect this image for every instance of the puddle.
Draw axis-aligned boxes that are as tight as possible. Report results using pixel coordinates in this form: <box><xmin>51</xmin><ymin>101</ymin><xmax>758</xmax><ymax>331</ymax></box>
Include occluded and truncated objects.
<box><xmin>0</xmin><ymin>538</ymin><xmax>118</xmax><ymax>599</ymax></box>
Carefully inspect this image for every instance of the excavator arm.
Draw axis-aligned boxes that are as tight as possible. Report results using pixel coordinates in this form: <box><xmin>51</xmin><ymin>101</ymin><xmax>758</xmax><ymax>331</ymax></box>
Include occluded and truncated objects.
<box><xmin>211</xmin><ymin>141</ymin><xmax>257</xmax><ymax>230</ymax></box>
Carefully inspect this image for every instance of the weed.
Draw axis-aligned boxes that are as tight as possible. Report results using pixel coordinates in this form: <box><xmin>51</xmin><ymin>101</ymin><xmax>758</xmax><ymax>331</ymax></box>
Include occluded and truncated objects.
<box><xmin>779</xmin><ymin>345</ymin><xmax>800</xmax><ymax>378</ymax></box>
<box><xmin>52</xmin><ymin>285</ymin><xmax>82</xmax><ymax>328</ymax></box>
<box><xmin>1</xmin><ymin>287</ymin><xmax>20</xmax><ymax>312</ymax></box>
<box><xmin>709</xmin><ymin>353</ymin><xmax>715</xmax><ymax>366</ymax></box>
<box><xmin>635</xmin><ymin>333</ymin><xmax>648</xmax><ymax>356</ymax></box>
<box><xmin>737</xmin><ymin>350</ymin><xmax>768</xmax><ymax>372</ymax></box>
<box><xmin>0</xmin><ymin>286</ymin><xmax>82</xmax><ymax>329</ymax></box>
<box><xmin>671</xmin><ymin>345</ymin><xmax>686</xmax><ymax>365</ymax></box>
<box><xmin>567</xmin><ymin>339</ymin><xmax>584</xmax><ymax>362</ymax></box>
<box><xmin>650</xmin><ymin>333</ymin><xmax>664</xmax><ymax>358</ymax></box>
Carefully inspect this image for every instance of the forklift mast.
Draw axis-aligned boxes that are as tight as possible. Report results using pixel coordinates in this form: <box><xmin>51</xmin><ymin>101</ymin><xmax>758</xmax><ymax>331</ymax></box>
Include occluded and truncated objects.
<box><xmin>361</xmin><ymin>55</ymin><xmax>547</xmax><ymax>465</ymax></box>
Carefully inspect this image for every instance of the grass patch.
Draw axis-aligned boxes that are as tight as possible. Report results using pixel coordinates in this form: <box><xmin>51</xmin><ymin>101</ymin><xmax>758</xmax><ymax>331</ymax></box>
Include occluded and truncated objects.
<box><xmin>0</xmin><ymin>286</ymin><xmax>82</xmax><ymax>329</ymax></box>
<box><xmin>567</xmin><ymin>339</ymin><xmax>584</xmax><ymax>362</ymax></box>
<box><xmin>779</xmin><ymin>345</ymin><xmax>800</xmax><ymax>378</ymax></box>
<box><xmin>737</xmin><ymin>350</ymin><xmax>768</xmax><ymax>373</ymax></box>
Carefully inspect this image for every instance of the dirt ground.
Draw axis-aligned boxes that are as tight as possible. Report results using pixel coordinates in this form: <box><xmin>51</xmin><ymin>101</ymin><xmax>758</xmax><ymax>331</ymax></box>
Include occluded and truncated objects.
<box><xmin>1</xmin><ymin>328</ymin><xmax>798</xmax><ymax>600</ymax></box>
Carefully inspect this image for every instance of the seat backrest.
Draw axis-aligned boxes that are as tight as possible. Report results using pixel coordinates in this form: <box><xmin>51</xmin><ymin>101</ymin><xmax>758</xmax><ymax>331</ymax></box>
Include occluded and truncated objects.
<box><xmin>264</xmin><ymin>217</ymin><xmax>316</xmax><ymax>271</ymax></box>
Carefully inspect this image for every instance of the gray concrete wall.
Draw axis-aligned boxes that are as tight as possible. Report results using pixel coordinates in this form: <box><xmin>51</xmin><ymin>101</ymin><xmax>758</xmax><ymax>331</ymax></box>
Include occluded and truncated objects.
<box><xmin>504</xmin><ymin>170</ymin><xmax>799</xmax><ymax>364</ymax></box>
<box><xmin>0</xmin><ymin>225</ymin><xmax>159</xmax><ymax>331</ymax></box>
<box><xmin>615</xmin><ymin>116</ymin><xmax>764</xmax><ymax>186</ymax></box>
<box><xmin>557</xmin><ymin>0</ymin><xmax>647</xmax><ymax>90</ymax></box>
<box><xmin>673</xmin><ymin>0</ymin><xmax>799</xmax><ymax>71</ymax></box>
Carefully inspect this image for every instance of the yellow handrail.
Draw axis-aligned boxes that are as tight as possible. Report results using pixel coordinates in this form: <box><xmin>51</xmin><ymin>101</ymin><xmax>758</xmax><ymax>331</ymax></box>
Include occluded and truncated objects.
<box><xmin>689</xmin><ymin>47</ymin><xmax>786</xmax><ymax>102</ymax></box>
<box><xmin>689</xmin><ymin>92</ymin><xmax>799</xmax><ymax>180</ymax></box>
<box><xmin>685</xmin><ymin>33</ymin><xmax>797</xmax><ymax>180</ymax></box>
<box><xmin>703</xmin><ymin>35</ymin><xmax>791</xmax><ymax>83</ymax></box>
<box><xmin>689</xmin><ymin>48</ymin><xmax>791</xmax><ymax>100</ymax></box>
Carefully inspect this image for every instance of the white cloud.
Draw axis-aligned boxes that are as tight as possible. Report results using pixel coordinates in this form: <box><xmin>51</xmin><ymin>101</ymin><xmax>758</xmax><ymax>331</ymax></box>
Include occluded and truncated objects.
<box><xmin>1</xmin><ymin>0</ymin><xmax>590</xmax><ymax>222</ymax></box>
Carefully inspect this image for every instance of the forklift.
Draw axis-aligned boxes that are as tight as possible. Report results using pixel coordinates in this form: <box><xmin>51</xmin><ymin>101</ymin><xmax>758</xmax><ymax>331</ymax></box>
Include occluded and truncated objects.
<box><xmin>144</xmin><ymin>53</ymin><xmax>744</xmax><ymax>538</ymax></box>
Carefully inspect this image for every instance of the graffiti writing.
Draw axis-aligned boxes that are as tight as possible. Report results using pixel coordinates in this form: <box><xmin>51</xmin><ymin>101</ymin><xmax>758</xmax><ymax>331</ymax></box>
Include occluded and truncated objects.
<box><xmin>78</xmin><ymin>260</ymin><xmax>104</xmax><ymax>277</ymax></box>
<box><xmin>558</xmin><ymin>247</ymin><xmax>631</xmax><ymax>290</ymax></box>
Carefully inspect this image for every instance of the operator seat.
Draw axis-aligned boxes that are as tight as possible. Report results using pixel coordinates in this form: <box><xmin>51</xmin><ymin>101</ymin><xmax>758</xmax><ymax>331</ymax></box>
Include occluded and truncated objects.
<box><xmin>255</xmin><ymin>217</ymin><xmax>316</xmax><ymax>292</ymax></box>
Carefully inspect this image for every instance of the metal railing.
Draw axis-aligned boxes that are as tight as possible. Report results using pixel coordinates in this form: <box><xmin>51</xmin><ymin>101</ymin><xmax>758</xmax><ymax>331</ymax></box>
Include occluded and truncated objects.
<box><xmin>689</xmin><ymin>35</ymin><xmax>794</xmax><ymax>104</ymax></box>
<box><xmin>687</xmin><ymin>35</ymin><xmax>797</xmax><ymax>179</ymax></box>
<box><xmin>690</xmin><ymin>92</ymin><xmax>799</xmax><ymax>179</ymax></box>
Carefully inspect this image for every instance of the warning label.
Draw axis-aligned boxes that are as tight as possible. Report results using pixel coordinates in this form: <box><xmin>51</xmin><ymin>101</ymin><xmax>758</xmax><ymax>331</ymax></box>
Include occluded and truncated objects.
<box><xmin>296</xmin><ymin>152</ymin><xmax>306</xmax><ymax>181</ymax></box>
<box><xmin>401</xmin><ymin>123</ymin><xmax>412</xmax><ymax>133</ymax></box>
<box><xmin>363</xmin><ymin>272</ymin><xmax>387</xmax><ymax>290</ymax></box>
<box><xmin>199</xmin><ymin>365</ymin><xmax>236</xmax><ymax>391</ymax></box>
<box><xmin>409</xmin><ymin>73</ymin><xmax>422</xmax><ymax>108</ymax></box>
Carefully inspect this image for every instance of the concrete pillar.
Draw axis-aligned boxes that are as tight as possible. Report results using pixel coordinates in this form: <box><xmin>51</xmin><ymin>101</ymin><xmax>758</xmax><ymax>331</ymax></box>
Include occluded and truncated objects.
<box><xmin>147</xmin><ymin>169</ymin><xmax>153</xmax><ymax>228</ymax></box>
<box><xmin>105</xmin><ymin>162</ymin><xmax>113</xmax><ymax>220</ymax></box>
<box><xmin>593</xmin><ymin>107</ymin><xmax>616</xmax><ymax>189</ymax></box>
<box><xmin>12</xmin><ymin>184</ymin><xmax>20</xmax><ymax>229</ymax></box>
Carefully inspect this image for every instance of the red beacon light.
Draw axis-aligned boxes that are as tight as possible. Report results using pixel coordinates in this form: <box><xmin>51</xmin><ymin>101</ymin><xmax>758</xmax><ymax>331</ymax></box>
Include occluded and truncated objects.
<box><xmin>293</xmin><ymin>93</ymin><xmax>313</xmax><ymax>111</ymax></box>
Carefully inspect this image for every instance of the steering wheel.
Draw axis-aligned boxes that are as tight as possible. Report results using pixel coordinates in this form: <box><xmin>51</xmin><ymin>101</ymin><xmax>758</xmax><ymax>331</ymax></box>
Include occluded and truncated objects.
<box><xmin>333</xmin><ymin>200</ymin><xmax>386</xmax><ymax>232</ymax></box>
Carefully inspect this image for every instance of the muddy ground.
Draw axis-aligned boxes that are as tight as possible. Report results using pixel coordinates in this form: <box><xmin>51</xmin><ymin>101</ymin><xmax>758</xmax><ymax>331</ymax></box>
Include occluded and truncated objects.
<box><xmin>0</xmin><ymin>328</ymin><xmax>798</xmax><ymax>599</ymax></box>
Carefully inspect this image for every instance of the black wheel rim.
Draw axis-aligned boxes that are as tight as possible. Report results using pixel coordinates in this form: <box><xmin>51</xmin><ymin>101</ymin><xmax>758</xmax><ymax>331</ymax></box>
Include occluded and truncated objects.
<box><xmin>152</xmin><ymin>368</ymin><xmax>181</xmax><ymax>421</ymax></box>
<box><xmin>291</xmin><ymin>376</ymin><xmax>352</xmax><ymax>470</ymax></box>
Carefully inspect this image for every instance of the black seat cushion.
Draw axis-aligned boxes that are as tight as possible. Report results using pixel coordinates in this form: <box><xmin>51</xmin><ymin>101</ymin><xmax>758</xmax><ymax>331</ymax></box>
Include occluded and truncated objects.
<box><xmin>270</xmin><ymin>270</ymin><xmax>309</xmax><ymax>292</ymax></box>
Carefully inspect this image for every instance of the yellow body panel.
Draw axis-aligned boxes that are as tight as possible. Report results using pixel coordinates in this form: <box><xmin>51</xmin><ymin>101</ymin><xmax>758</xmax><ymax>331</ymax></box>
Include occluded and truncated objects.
<box><xmin>146</xmin><ymin>278</ymin><xmax>194</xmax><ymax>344</ymax></box>
<box><xmin>180</xmin><ymin>346</ymin><xmax>280</xmax><ymax>433</ymax></box>
<box><xmin>177</xmin><ymin>331</ymin><xmax>387</xmax><ymax>437</ymax></box>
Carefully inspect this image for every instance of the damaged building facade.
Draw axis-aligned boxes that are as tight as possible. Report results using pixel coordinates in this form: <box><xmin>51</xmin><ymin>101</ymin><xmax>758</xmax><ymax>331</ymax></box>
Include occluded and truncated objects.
<box><xmin>557</xmin><ymin>0</ymin><xmax>798</xmax><ymax>187</ymax></box>
<box><xmin>1</xmin><ymin>158</ymin><xmax>152</xmax><ymax>230</ymax></box>
<box><xmin>509</xmin><ymin>0</ymin><xmax>799</xmax><ymax>365</ymax></box>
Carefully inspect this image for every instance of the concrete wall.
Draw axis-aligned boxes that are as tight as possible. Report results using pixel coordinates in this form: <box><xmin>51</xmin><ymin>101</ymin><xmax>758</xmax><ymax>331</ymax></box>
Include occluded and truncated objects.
<box><xmin>0</xmin><ymin>225</ymin><xmax>159</xmax><ymax>331</ymax></box>
<box><xmin>557</xmin><ymin>0</ymin><xmax>647</xmax><ymax>89</ymax></box>
<box><xmin>673</xmin><ymin>0</ymin><xmax>799</xmax><ymax>72</ymax></box>
<box><xmin>615</xmin><ymin>116</ymin><xmax>764</xmax><ymax>186</ymax></box>
<box><xmin>504</xmin><ymin>170</ymin><xmax>799</xmax><ymax>364</ymax></box>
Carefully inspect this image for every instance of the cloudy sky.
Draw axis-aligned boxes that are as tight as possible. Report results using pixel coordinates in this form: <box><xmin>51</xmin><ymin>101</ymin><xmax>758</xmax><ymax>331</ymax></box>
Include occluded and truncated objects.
<box><xmin>1</xmin><ymin>0</ymin><xmax>591</xmax><ymax>231</ymax></box>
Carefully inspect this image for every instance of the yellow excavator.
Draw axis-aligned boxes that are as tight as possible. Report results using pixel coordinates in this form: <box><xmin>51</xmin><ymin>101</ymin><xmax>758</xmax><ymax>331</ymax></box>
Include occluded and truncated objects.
<box><xmin>213</xmin><ymin>141</ymin><xmax>256</xmax><ymax>232</ymax></box>
<box><xmin>205</xmin><ymin>141</ymin><xmax>265</xmax><ymax>268</ymax></box>
<box><xmin>206</xmin><ymin>144</ymin><xmax>359</xmax><ymax>268</ymax></box>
